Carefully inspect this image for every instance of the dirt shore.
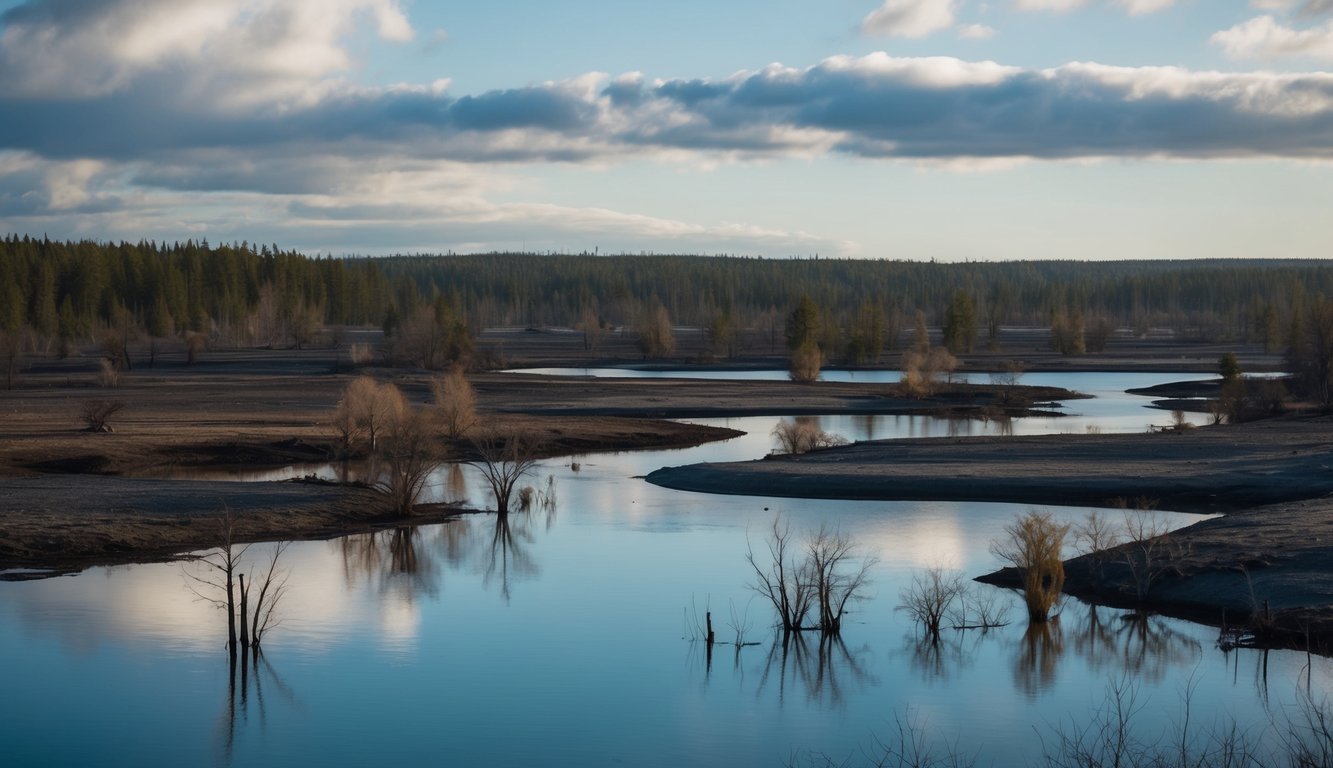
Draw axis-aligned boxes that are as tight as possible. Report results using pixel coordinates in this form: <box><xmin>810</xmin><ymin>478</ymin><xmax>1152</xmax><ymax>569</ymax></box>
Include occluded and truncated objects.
<box><xmin>647</xmin><ymin>416</ymin><xmax>1333</xmax><ymax>650</ymax></box>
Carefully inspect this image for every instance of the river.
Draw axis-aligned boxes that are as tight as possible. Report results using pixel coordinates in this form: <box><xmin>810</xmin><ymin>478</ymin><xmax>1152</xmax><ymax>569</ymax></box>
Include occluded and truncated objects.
<box><xmin>1</xmin><ymin>370</ymin><xmax>1325</xmax><ymax>767</ymax></box>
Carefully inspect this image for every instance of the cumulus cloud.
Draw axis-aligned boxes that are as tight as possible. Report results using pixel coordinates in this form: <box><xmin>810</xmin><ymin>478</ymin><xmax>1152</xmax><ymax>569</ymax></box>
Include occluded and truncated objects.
<box><xmin>0</xmin><ymin>0</ymin><xmax>414</xmax><ymax>106</ymax></box>
<box><xmin>861</xmin><ymin>0</ymin><xmax>958</xmax><ymax>38</ymax></box>
<box><xmin>1213</xmin><ymin>15</ymin><xmax>1333</xmax><ymax>60</ymax></box>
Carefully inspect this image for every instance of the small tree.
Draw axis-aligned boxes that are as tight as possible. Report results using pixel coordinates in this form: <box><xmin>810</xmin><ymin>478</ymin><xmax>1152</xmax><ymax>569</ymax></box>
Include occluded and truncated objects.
<box><xmin>431</xmin><ymin>365</ymin><xmax>477</xmax><ymax>440</ymax></box>
<box><xmin>807</xmin><ymin>525</ymin><xmax>876</xmax><ymax>636</ymax></box>
<box><xmin>374</xmin><ymin>410</ymin><xmax>441</xmax><ymax>516</ymax></box>
<box><xmin>746</xmin><ymin>517</ymin><xmax>815</xmax><ymax>634</ymax></box>
<box><xmin>336</xmin><ymin>377</ymin><xmax>405</xmax><ymax>452</ymax></box>
<box><xmin>1072</xmin><ymin>509</ymin><xmax>1121</xmax><ymax>593</ymax></box>
<box><xmin>771</xmin><ymin>417</ymin><xmax>847</xmax><ymax>454</ymax></box>
<box><xmin>81</xmin><ymin>399</ymin><xmax>125</xmax><ymax>432</ymax></box>
<box><xmin>186</xmin><ymin>510</ymin><xmax>290</xmax><ymax>654</ymax></box>
<box><xmin>991</xmin><ymin>510</ymin><xmax>1070</xmax><ymax>623</ymax></box>
<box><xmin>468</xmin><ymin>431</ymin><xmax>540</xmax><ymax>515</ymax></box>
<box><xmin>788</xmin><ymin>339</ymin><xmax>822</xmax><ymax>383</ymax></box>
<box><xmin>898</xmin><ymin>567</ymin><xmax>967</xmax><ymax>639</ymax></box>
<box><xmin>635</xmin><ymin>304</ymin><xmax>675</xmax><ymax>358</ymax></box>
<box><xmin>1219</xmin><ymin>352</ymin><xmax>1242</xmax><ymax>384</ymax></box>
<box><xmin>1117</xmin><ymin>501</ymin><xmax>1184</xmax><ymax>602</ymax></box>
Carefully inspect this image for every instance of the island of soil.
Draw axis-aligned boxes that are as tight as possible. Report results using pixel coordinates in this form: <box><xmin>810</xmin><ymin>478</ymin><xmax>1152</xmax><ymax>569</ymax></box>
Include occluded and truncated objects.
<box><xmin>4</xmin><ymin>334</ymin><xmax>1331</xmax><ymax>655</ymax></box>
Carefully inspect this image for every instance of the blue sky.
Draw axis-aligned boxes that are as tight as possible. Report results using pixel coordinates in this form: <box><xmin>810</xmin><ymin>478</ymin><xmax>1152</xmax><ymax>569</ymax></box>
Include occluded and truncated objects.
<box><xmin>1</xmin><ymin>0</ymin><xmax>1331</xmax><ymax>260</ymax></box>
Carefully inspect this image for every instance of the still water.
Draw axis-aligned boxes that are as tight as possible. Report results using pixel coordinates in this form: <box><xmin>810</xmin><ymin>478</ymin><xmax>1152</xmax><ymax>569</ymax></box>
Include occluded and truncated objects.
<box><xmin>1</xmin><ymin>371</ymin><xmax>1325</xmax><ymax>767</ymax></box>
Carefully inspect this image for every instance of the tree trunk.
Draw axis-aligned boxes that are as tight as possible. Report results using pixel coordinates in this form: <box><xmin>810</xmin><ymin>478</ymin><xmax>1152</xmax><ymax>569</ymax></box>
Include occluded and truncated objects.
<box><xmin>238</xmin><ymin>573</ymin><xmax>250</xmax><ymax>649</ymax></box>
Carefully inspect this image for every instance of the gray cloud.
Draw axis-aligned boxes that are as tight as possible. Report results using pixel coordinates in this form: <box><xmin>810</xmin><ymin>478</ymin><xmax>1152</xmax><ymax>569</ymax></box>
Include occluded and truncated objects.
<box><xmin>1301</xmin><ymin>1</ymin><xmax>1333</xmax><ymax>18</ymax></box>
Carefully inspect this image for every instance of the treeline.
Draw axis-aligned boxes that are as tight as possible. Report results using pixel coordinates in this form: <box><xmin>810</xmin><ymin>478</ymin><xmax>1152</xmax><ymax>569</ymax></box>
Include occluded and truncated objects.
<box><xmin>0</xmin><ymin>235</ymin><xmax>391</xmax><ymax>350</ymax></box>
<box><xmin>5</xmin><ymin>236</ymin><xmax>1333</xmax><ymax>357</ymax></box>
<box><xmin>376</xmin><ymin>252</ymin><xmax>1324</xmax><ymax>347</ymax></box>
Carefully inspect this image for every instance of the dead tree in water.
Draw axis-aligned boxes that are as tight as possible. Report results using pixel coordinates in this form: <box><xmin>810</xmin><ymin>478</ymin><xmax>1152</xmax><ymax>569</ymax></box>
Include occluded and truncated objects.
<box><xmin>186</xmin><ymin>508</ymin><xmax>289</xmax><ymax>653</ymax></box>
<box><xmin>468</xmin><ymin>431</ymin><xmax>539</xmax><ymax>515</ymax></box>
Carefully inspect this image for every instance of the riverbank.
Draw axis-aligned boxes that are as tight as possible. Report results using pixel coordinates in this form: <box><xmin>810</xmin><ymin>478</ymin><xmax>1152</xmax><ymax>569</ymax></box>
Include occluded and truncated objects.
<box><xmin>646</xmin><ymin>415</ymin><xmax>1333</xmax><ymax>650</ymax></box>
<box><xmin>2</xmin><ymin>352</ymin><xmax>1070</xmax><ymax>573</ymax></box>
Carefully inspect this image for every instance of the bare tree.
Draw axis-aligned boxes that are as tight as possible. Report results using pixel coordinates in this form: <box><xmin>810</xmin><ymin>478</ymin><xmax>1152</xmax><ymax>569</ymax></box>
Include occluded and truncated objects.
<box><xmin>990</xmin><ymin>510</ymin><xmax>1070</xmax><ymax>623</ymax></box>
<box><xmin>1073</xmin><ymin>509</ymin><xmax>1122</xmax><ymax>594</ymax></box>
<box><xmin>770</xmin><ymin>417</ymin><xmax>847</xmax><ymax>455</ymax></box>
<box><xmin>431</xmin><ymin>365</ymin><xmax>477</xmax><ymax>440</ymax></box>
<box><xmin>186</xmin><ymin>509</ymin><xmax>290</xmax><ymax>654</ymax></box>
<box><xmin>80</xmin><ymin>399</ymin><xmax>125</xmax><ymax>432</ymax></box>
<box><xmin>468</xmin><ymin>431</ymin><xmax>540</xmax><ymax>515</ymax></box>
<box><xmin>1119</xmin><ymin>503</ymin><xmax>1185</xmax><ymax>602</ymax></box>
<box><xmin>335</xmin><ymin>376</ymin><xmax>406</xmax><ymax>452</ymax></box>
<box><xmin>374</xmin><ymin>408</ymin><xmax>441</xmax><ymax>515</ymax></box>
<box><xmin>899</xmin><ymin>567</ymin><xmax>968</xmax><ymax>639</ymax></box>
<box><xmin>746</xmin><ymin>517</ymin><xmax>815</xmax><ymax>634</ymax></box>
<box><xmin>806</xmin><ymin>524</ymin><xmax>876</xmax><ymax>636</ymax></box>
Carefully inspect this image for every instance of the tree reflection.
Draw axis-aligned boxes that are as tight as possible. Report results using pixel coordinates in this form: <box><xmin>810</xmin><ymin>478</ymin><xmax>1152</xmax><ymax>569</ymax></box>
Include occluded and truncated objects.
<box><xmin>216</xmin><ymin>650</ymin><xmax>297</xmax><ymax>764</ymax></box>
<box><xmin>337</xmin><ymin>522</ymin><xmax>467</xmax><ymax>600</ymax></box>
<box><xmin>1014</xmin><ymin>618</ymin><xmax>1064</xmax><ymax>697</ymax></box>
<box><xmin>1012</xmin><ymin>603</ymin><xmax>1204</xmax><ymax>697</ymax></box>
<box><xmin>902</xmin><ymin>634</ymin><xmax>971</xmax><ymax>682</ymax></box>
<box><xmin>485</xmin><ymin>510</ymin><xmax>538</xmax><ymax>603</ymax></box>
<box><xmin>755</xmin><ymin>632</ymin><xmax>876</xmax><ymax>707</ymax></box>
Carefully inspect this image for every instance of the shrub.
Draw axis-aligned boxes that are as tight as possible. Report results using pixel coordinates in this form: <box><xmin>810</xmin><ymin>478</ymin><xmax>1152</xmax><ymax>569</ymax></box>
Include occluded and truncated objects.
<box><xmin>990</xmin><ymin>510</ymin><xmax>1070</xmax><ymax>623</ymax></box>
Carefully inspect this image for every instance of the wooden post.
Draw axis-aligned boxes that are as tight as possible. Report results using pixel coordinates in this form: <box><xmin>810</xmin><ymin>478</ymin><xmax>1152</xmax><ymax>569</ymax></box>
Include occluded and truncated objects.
<box><xmin>705</xmin><ymin>611</ymin><xmax>715</xmax><ymax>646</ymax></box>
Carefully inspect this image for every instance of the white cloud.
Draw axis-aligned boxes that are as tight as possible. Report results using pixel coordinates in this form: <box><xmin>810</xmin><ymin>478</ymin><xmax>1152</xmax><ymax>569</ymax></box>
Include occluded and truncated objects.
<box><xmin>0</xmin><ymin>0</ymin><xmax>415</xmax><ymax>106</ymax></box>
<box><xmin>1212</xmin><ymin>15</ymin><xmax>1333</xmax><ymax>60</ymax></box>
<box><xmin>1114</xmin><ymin>0</ymin><xmax>1177</xmax><ymax>14</ymax></box>
<box><xmin>958</xmin><ymin>23</ymin><xmax>997</xmax><ymax>38</ymax></box>
<box><xmin>1013</xmin><ymin>0</ymin><xmax>1089</xmax><ymax>11</ymax></box>
<box><xmin>861</xmin><ymin>0</ymin><xmax>959</xmax><ymax>38</ymax></box>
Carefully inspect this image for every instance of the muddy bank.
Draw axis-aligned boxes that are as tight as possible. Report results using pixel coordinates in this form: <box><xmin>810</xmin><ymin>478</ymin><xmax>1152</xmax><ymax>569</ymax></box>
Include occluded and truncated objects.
<box><xmin>646</xmin><ymin>415</ymin><xmax>1333</xmax><ymax>651</ymax></box>
<box><xmin>645</xmin><ymin>416</ymin><xmax>1333</xmax><ymax>512</ymax></box>
<box><xmin>0</xmin><ymin>475</ymin><xmax>470</xmax><ymax>576</ymax></box>
<box><xmin>977</xmin><ymin>495</ymin><xmax>1333</xmax><ymax>653</ymax></box>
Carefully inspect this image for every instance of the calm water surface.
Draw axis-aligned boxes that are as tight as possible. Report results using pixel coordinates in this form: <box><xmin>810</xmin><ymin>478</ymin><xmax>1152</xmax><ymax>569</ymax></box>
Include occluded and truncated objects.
<box><xmin>2</xmin><ymin>371</ymin><xmax>1325</xmax><ymax>767</ymax></box>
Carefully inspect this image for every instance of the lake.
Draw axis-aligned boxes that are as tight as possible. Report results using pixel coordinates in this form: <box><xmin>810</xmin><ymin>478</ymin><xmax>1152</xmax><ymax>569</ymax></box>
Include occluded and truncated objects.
<box><xmin>2</xmin><ymin>370</ymin><xmax>1325</xmax><ymax>767</ymax></box>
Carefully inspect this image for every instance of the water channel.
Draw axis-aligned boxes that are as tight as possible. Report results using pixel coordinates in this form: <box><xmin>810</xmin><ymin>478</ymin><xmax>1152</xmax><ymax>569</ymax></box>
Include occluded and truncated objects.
<box><xmin>2</xmin><ymin>370</ymin><xmax>1326</xmax><ymax>767</ymax></box>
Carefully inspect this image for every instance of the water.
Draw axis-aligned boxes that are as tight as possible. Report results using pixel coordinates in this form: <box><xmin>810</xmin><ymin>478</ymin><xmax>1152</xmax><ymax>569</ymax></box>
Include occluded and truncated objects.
<box><xmin>2</xmin><ymin>371</ymin><xmax>1324</xmax><ymax>767</ymax></box>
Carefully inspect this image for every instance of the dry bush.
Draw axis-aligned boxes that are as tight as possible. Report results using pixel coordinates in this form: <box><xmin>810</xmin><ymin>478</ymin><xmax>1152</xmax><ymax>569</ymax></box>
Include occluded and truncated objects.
<box><xmin>81</xmin><ymin>399</ymin><xmax>125</xmax><ymax>432</ymax></box>
<box><xmin>901</xmin><ymin>348</ymin><xmax>959</xmax><ymax>397</ymax></box>
<box><xmin>1117</xmin><ymin>501</ymin><xmax>1185</xmax><ymax>602</ymax></box>
<box><xmin>184</xmin><ymin>331</ymin><xmax>208</xmax><ymax>365</ymax></box>
<box><xmin>334</xmin><ymin>376</ymin><xmax>406</xmax><ymax>452</ymax></box>
<box><xmin>898</xmin><ymin>567</ymin><xmax>967</xmax><ymax>638</ymax></box>
<box><xmin>97</xmin><ymin>358</ymin><xmax>119</xmax><ymax>388</ymax></box>
<box><xmin>788</xmin><ymin>339</ymin><xmax>822</xmax><ymax>383</ymax></box>
<box><xmin>1073</xmin><ymin>509</ymin><xmax>1122</xmax><ymax>593</ymax></box>
<box><xmin>990</xmin><ymin>510</ymin><xmax>1070</xmax><ymax>623</ymax></box>
<box><xmin>431</xmin><ymin>365</ymin><xmax>477</xmax><ymax>440</ymax></box>
<box><xmin>771</xmin><ymin>417</ymin><xmax>847</xmax><ymax>455</ymax></box>
<box><xmin>374</xmin><ymin>409</ymin><xmax>440</xmax><ymax>516</ymax></box>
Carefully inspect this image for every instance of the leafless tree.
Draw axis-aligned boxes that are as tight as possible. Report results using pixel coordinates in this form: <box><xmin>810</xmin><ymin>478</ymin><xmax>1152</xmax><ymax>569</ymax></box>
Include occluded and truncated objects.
<box><xmin>1119</xmin><ymin>504</ymin><xmax>1185</xmax><ymax>602</ymax></box>
<box><xmin>1073</xmin><ymin>509</ymin><xmax>1122</xmax><ymax>594</ymax></box>
<box><xmin>468</xmin><ymin>431</ymin><xmax>540</xmax><ymax>515</ymax></box>
<box><xmin>746</xmin><ymin>517</ymin><xmax>815</xmax><ymax>634</ymax></box>
<box><xmin>788</xmin><ymin>339</ymin><xmax>822</xmax><ymax>383</ymax></box>
<box><xmin>81</xmin><ymin>399</ymin><xmax>125</xmax><ymax>432</ymax></box>
<box><xmin>335</xmin><ymin>376</ymin><xmax>406</xmax><ymax>453</ymax></box>
<box><xmin>374</xmin><ymin>409</ymin><xmax>441</xmax><ymax>516</ymax></box>
<box><xmin>899</xmin><ymin>567</ymin><xmax>968</xmax><ymax>638</ymax></box>
<box><xmin>807</xmin><ymin>524</ymin><xmax>876</xmax><ymax>636</ymax></box>
<box><xmin>991</xmin><ymin>510</ymin><xmax>1070</xmax><ymax>623</ymax></box>
<box><xmin>186</xmin><ymin>509</ymin><xmax>290</xmax><ymax>654</ymax></box>
<box><xmin>431</xmin><ymin>365</ymin><xmax>477</xmax><ymax>440</ymax></box>
<box><xmin>770</xmin><ymin>417</ymin><xmax>847</xmax><ymax>455</ymax></box>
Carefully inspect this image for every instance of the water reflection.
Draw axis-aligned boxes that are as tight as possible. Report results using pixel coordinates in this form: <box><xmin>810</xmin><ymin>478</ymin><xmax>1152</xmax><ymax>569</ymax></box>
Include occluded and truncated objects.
<box><xmin>218</xmin><ymin>650</ymin><xmax>298</xmax><ymax>764</ymax></box>
<box><xmin>486</xmin><ymin>511</ymin><xmax>538</xmax><ymax>602</ymax></box>
<box><xmin>755</xmin><ymin>633</ymin><xmax>878</xmax><ymax>708</ymax></box>
<box><xmin>1015</xmin><ymin>619</ymin><xmax>1065</xmax><ymax>697</ymax></box>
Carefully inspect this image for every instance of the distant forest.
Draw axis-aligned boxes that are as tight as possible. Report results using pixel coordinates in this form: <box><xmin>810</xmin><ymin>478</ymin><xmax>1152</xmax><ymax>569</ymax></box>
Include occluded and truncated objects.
<box><xmin>2</xmin><ymin>235</ymin><xmax>1329</xmax><ymax>359</ymax></box>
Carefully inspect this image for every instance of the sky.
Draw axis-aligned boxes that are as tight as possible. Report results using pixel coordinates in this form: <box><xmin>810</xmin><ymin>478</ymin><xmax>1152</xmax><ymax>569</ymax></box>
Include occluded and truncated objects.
<box><xmin>1</xmin><ymin>0</ymin><xmax>1332</xmax><ymax>260</ymax></box>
